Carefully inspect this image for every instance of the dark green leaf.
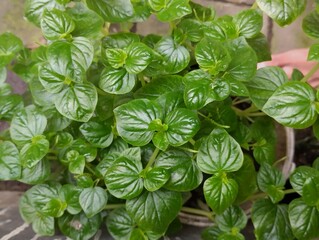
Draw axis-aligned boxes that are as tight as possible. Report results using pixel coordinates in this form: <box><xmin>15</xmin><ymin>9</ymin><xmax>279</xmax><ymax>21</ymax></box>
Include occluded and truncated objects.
<box><xmin>99</xmin><ymin>67</ymin><xmax>136</xmax><ymax>94</ymax></box>
<box><xmin>155</xmin><ymin>37</ymin><xmax>190</xmax><ymax>74</ymax></box>
<box><xmin>263</xmin><ymin>81</ymin><xmax>317</xmax><ymax>128</ymax></box>
<box><xmin>247</xmin><ymin>33</ymin><xmax>272</xmax><ymax>62</ymax></box>
<box><xmin>107</xmin><ymin>207</ymin><xmax>134</xmax><ymax>240</ymax></box>
<box><xmin>257</xmin><ymin>0</ymin><xmax>306</xmax><ymax>26</ymax></box>
<box><xmin>76</xmin><ymin>174</ymin><xmax>94</xmax><ymax>188</ymax></box>
<box><xmin>0</xmin><ymin>141</ymin><xmax>20</xmax><ymax>180</ymax></box>
<box><xmin>289</xmin><ymin>198</ymin><xmax>319</xmax><ymax>240</ymax></box>
<box><xmin>177</xmin><ymin>19</ymin><xmax>204</xmax><ymax>42</ymax></box>
<box><xmin>155</xmin><ymin>150</ymin><xmax>203</xmax><ymax>191</ymax></box>
<box><xmin>67</xmin><ymin>2</ymin><xmax>104</xmax><ymax>38</ymax></box>
<box><xmin>144</xmin><ymin>167</ymin><xmax>170</xmax><ymax>192</ymax></box>
<box><xmin>188</xmin><ymin>1</ymin><xmax>215</xmax><ymax>21</ymax></box>
<box><xmin>234</xmin><ymin>9</ymin><xmax>263</xmax><ymax>38</ymax></box>
<box><xmin>80</xmin><ymin>120</ymin><xmax>113</xmax><ymax>148</ymax></box>
<box><xmin>155</xmin><ymin>0</ymin><xmax>191</xmax><ymax>22</ymax></box>
<box><xmin>204</xmin><ymin>18</ymin><xmax>238</xmax><ymax>41</ymax></box>
<box><xmin>197</xmin><ymin>128</ymin><xmax>243</xmax><ymax>174</ymax></box>
<box><xmin>86</xmin><ymin>0</ymin><xmax>134</xmax><ymax>22</ymax></box>
<box><xmin>218</xmin><ymin>233</ymin><xmax>245</xmax><ymax>240</ymax></box>
<box><xmin>302</xmin><ymin>176</ymin><xmax>319</xmax><ymax>206</ymax></box>
<box><xmin>0</xmin><ymin>32</ymin><xmax>23</xmax><ymax>68</ymax></box>
<box><xmin>126</xmin><ymin>189</ymin><xmax>182</xmax><ymax>234</ymax></box>
<box><xmin>204</xmin><ymin>174</ymin><xmax>238</xmax><ymax>214</ymax></box>
<box><xmin>105</xmin><ymin>157</ymin><xmax>143</xmax><ymax>199</ymax></box>
<box><xmin>58</xmin><ymin>212</ymin><xmax>102</xmax><ymax>240</ymax></box>
<box><xmin>303</xmin><ymin>10</ymin><xmax>319</xmax><ymax>39</ymax></box>
<box><xmin>114</xmin><ymin>99</ymin><xmax>163</xmax><ymax>146</ymax></box>
<box><xmin>60</xmin><ymin>184</ymin><xmax>82</xmax><ymax>214</ymax></box>
<box><xmin>195</xmin><ymin>38</ymin><xmax>231</xmax><ymax>75</ymax></box>
<box><xmin>201</xmin><ymin>226</ymin><xmax>222</xmax><ymax>240</ymax></box>
<box><xmin>246</xmin><ymin>66</ymin><xmax>288</xmax><ymax>109</ymax></box>
<box><xmin>10</xmin><ymin>107</ymin><xmax>47</xmax><ymax>145</ymax></box>
<box><xmin>24</xmin><ymin>0</ymin><xmax>63</xmax><ymax>26</ymax></box>
<box><xmin>216</xmin><ymin>205</ymin><xmax>247</xmax><ymax>232</ymax></box>
<box><xmin>102</xmin><ymin>33</ymin><xmax>140</xmax><ymax>49</ymax></box>
<box><xmin>79</xmin><ymin>186</ymin><xmax>108</xmax><ymax>218</ymax></box>
<box><xmin>68</xmin><ymin>138</ymin><xmax>97</xmax><ymax>162</ymax></box>
<box><xmin>126</xmin><ymin>42</ymin><xmax>153</xmax><ymax>74</ymax></box>
<box><xmin>56</xmin><ymin>82</ymin><xmax>97</xmax><ymax>122</ymax></box>
<box><xmin>40</xmin><ymin>8</ymin><xmax>75</xmax><ymax>40</ymax></box>
<box><xmin>230</xmin><ymin>155</ymin><xmax>257</xmax><ymax>203</ymax></box>
<box><xmin>224</xmin><ymin>37</ymin><xmax>257</xmax><ymax>82</ymax></box>
<box><xmin>252</xmin><ymin>199</ymin><xmax>293</xmax><ymax>240</ymax></box>
<box><xmin>20</xmin><ymin>136</ymin><xmax>49</xmax><ymax>168</ymax></box>
<box><xmin>308</xmin><ymin>43</ymin><xmax>319</xmax><ymax>61</ymax></box>
<box><xmin>290</xmin><ymin>166</ymin><xmax>319</xmax><ymax>195</ymax></box>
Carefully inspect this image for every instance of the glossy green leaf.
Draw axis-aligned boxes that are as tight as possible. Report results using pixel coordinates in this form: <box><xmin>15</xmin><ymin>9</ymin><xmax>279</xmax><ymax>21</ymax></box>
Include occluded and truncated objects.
<box><xmin>65</xmin><ymin>150</ymin><xmax>85</xmax><ymax>174</ymax></box>
<box><xmin>203</xmin><ymin>174</ymin><xmax>238</xmax><ymax>214</ymax></box>
<box><xmin>197</xmin><ymin>128</ymin><xmax>243</xmax><ymax>174</ymax></box>
<box><xmin>201</xmin><ymin>226</ymin><xmax>222</xmax><ymax>240</ymax></box>
<box><xmin>195</xmin><ymin>38</ymin><xmax>231</xmax><ymax>75</ymax></box>
<box><xmin>20</xmin><ymin>136</ymin><xmax>49</xmax><ymax>168</ymax></box>
<box><xmin>80</xmin><ymin>120</ymin><xmax>113</xmax><ymax>148</ymax></box>
<box><xmin>32</xmin><ymin>214</ymin><xmax>55</xmax><ymax>236</ymax></box>
<box><xmin>10</xmin><ymin>107</ymin><xmax>47</xmax><ymax>145</ymax></box>
<box><xmin>40</xmin><ymin>8</ymin><xmax>75</xmax><ymax>40</ymax></box>
<box><xmin>184</xmin><ymin>77</ymin><xmax>212</xmax><ymax>109</ymax></box>
<box><xmin>218</xmin><ymin>233</ymin><xmax>245</xmax><ymax>240</ymax></box>
<box><xmin>99</xmin><ymin>67</ymin><xmax>136</xmax><ymax>95</ymax></box>
<box><xmin>308</xmin><ymin>43</ymin><xmax>319</xmax><ymax>61</ymax></box>
<box><xmin>246</xmin><ymin>66</ymin><xmax>288</xmax><ymax>109</ymax></box>
<box><xmin>0</xmin><ymin>32</ymin><xmax>23</xmax><ymax>68</ymax></box>
<box><xmin>188</xmin><ymin>1</ymin><xmax>215</xmax><ymax>21</ymax></box>
<box><xmin>67</xmin><ymin>2</ymin><xmax>104</xmax><ymax>38</ymax></box>
<box><xmin>104</xmin><ymin>48</ymin><xmax>127</xmax><ymax>68</ymax></box>
<box><xmin>105</xmin><ymin>157</ymin><xmax>143</xmax><ymax>199</ymax></box>
<box><xmin>86</xmin><ymin>0</ymin><xmax>134</xmax><ymax>22</ymax></box>
<box><xmin>247</xmin><ymin>33</ymin><xmax>272</xmax><ymax>62</ymax></box>
<box><xmin>225</xmin><ymin>37</ymin><xmax>257</xmax><ymax>82</ymax></box>
<box><xmin>24</xmin><ymin>0</ymin><xmax>63</xmax><ymax>26</ymax></box>
<box><xmin>38</xmin><ymin>65</ymin><xmax>69</xmax><ymax>94</ymax></box>
<box><xmin>0</xmin><ymin>141</ymin><xmax>21</xmax><ymax>180</ymax></box>
<box><xmin>79</xmin><ymin>186</ymin><xmax>108</xmax><ymax>218</ymax></box>
<box><xmin>289</xmin><ymin>198</ymin><xmax>319</xmax><ymax>240</ymax></box>
<box><xmin>216</xmin><ymin>205</ymin><xmax>247</xmax><ymax>232</ymax></box>
<box><xmin>257</xmin><ymin>163</ymin><xmax>285</xmax><ymax>203</ymax></box>
<box><xmin>42</xmin><ymin>198</ymin><xmax>67</xmax><ymax>217</ymax></box>
<box><xmin>130</xmin><ymin>1</ymin><xmax>152</xmax><ymax>22</ymax></box>
<box><xmin>303</xmin><ymin>10</ymin><xmax>319</xmax><ymax>39</ymax></box>
<box><xmin>263</xmin><ymin>81</ymin><xmax>317</xmax><ymax>128</ymax></box>
<box><xmin>234</xmin><ymin>9</ymin><xmax>263</xmax><ymax>38</ymax></box>
<box><xmin>107</xmin><ymin>207</ymin><xmax>134</xmax><ymax>240</ymax></box>
<box><xmin>252</xmin><ymin>199</ymin><xmax>293</xmax><ymax>240</ymax></box>
<box><xmin>230</xmin><ymin>155</ymin><xmax>257</xmax><ymax>203</ymax></box>
<box><xmin>155</xmin><ymin>149</ymin><xmax>203</xmax><ymax>191</ymax></box>
<box><xmin>144</xmin><ymin>167</ymin><xmax>170</xmax><ymax>192</ymax></box>
<box><xmin>0</xmin><ymin>83</ymin><xmax>11</xmax><ymax>96</ymax></box>
<box><xmin>164</xmin><ymin>108</ymin><xmax>200</xmax><ymax>147</ymax></box>
<box><xmin>204</xmin><ymin>18</ymin><xmax>238</xmax><ymax>41</ymax></box>
<box><xmin>257</xmin><ymin>0</ymin><xmax>306</xmax><ymax>26</ymax></box>
<box><xmin>60</xmin><ymin>184</ymin><xmax>82</xmax><ymax>214</ymax></box>
<box><xmin>68</xmin><ymin>138</ymin><xmax>97</xmax><ymax>162</ymax></box>
<box><xmin>102</xmin><ymin>33</ymin><xmax>140</xmax><ymax>49</ymax></box>
<box><xmin>155</xmin><ymin>37</ymin><xmax>190</xmax><ymax>74</ymax></box>
<box><xmin>177</xmin><ymin>19</ymin><xmax>204</xmax><ymax>42</ymax></box>
<box><xmin>58</xmin><ymin>212</ymin><xmax>102</xmax><ymax>240</ymax></box>
<box><xmin>0</xmin><ymin>94</ymin><xmax>23</xmax><ymax>120</ymax></box>
<box><xmin>114</xmin><ymin>99</ymin><xmax>163</xmax><ymax>146</ymax></box>
<box><xmin>20</xmin><ymin>159</ymin><xmax>50</xmax><ymax>184</ymax></box>
<box><xmin>135</xmin><ymin>75</ymin><xmax>184</xmax><ymax>100</ymax></box>
<box><xmin>126</xmin><ymin>42</ymin><xmax>153</xmax><ymax>74</ymax></box>
<box><xmin>155</xmin><ymin>0</ymin><xmax>191</xmax><ymax>22</ymax></box>
<box><xmin>126</xmin><ymin>189</ymin><xmax>182</xmax><ymax>234</ymax></box>
<box><xmin>290</xmin><ymin>166</ymin><xmax>319</xmax><ymax>195</ymax></box>
<box><xmin>302</xmin><ymin>176</ymin><xmax>319</xmax><ymax>206</ymax></box>
<box><xmin>55</xmin><ymin>82</ymin><xmax>97</xmax><ymax>122</ymax></box>
<box><xmin>76</xmin><ymin>174</ymin><xmax>94</xmax><ymax>188</ymax></box>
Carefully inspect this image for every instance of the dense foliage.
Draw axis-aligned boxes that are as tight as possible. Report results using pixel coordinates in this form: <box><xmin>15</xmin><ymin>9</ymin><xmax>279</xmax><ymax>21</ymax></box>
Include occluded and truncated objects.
<box><xmin>1</xmin><ymin>0</ymin><xmax>319</xmax><ymax>239</ymax></box>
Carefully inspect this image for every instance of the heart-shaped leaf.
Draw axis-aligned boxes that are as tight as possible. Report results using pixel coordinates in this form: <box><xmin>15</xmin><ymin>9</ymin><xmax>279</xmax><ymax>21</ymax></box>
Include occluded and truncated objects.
<box><xmin>289</xmin><ymin>166</ymin><xmax>319</xmax><ymax>195</ymax></box>
<box><xmin>79</xmin><ymin>186</ymin><xmax>108</xmax><ymax>218</ymax></box>
<box><xmin>234</xmin><ymin>9</ymin><xmax>262</xmax><ymax>38</ymax></box>
<box><xmin>0</xmin><ymin>32</ymin><xmax>23</xmax><ymax>68</ymax></box>
<box><xmin>215</xmin><ymin>205</ymin><xmax>247</xmax><ymax>232</ymax></box>
<box><xmin>144</xmin><ymin>167</ymin><xmax>170</xmax><ymax>192</ymax></box>
<box><xmin>80</xmin><ymin>120</ymin><xmax>113</xmax><ymax>148</ymax></box>
<box><xmin>107</xmin><ymin>207</ymin><xmax>135</xmax><ymax>240</ymax></box>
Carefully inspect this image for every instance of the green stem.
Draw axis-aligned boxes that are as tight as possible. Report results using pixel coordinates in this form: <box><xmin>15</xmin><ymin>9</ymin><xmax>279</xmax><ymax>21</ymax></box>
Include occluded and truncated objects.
<box><xmin>232</xmin><ymin>98</ymin><xmax>250</xmax><ymax>105</ymax></box>
<box><xmin>85</xmin><ymin>164</ymin><xmax>96</xmax><ymax>176</ymax></box>
<box><xmin>273</xmin><ymin>156</ymin><xmax>287</xmax><ymax>167</ymax></box>
<box><xmin>301</xmin><ymin>62</ymin><xmax>319</xmax><ymax>83</ymax></box>
<box><xmin>145</xmin><ymin>147</ymin><xmax>160</xmax><ymax>169</ymax></box>
<box><xmin>104</xmin><ymin>204</ymin><xmax>125</xmax><ymax>210</ymax></box>
<box><xmin>189</xmin><ymin>138</ymin><xmax>196</xmax><ymax>146</ymax></box>
<box><xmin>247</xmin><ymin>189</ymin><xmax>296</xmax><ymax>201</ymax></box>
<box><xmin>181</xmin><ymin>207</ymin><xmax>214</xmax><ymax>220</ymax></box>
<box><xmin>246</xmin><ymin>112</ymin><xmax>266</xmax><ymax>117</ymax></box>
<box><xmin>198</xmin><ymin>112</ymin><xmax>230</xmax><ymax>129</ymax></box>
<box><xmin>178</xmin><ymin>147</ymin><xmax>198</xmax><ymax>153</ymax></box>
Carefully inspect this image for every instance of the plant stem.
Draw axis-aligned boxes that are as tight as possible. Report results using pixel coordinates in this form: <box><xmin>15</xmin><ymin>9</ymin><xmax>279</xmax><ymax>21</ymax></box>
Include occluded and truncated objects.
<box><xmin>301</xmin><ymin>62</ymin><xmax>319</xmax><ymax>83</ymax></box>
<box><xmin>178</xmin><ymin>147</ymin><xmax>198</xmax><ymax>153</ymax></box>
<box><xmin>198</xmin><ymin>112</ymin><xmax>230</xmax><ymax>129</ymax></box>
<box><xmin>247</xmin><ymin>189</ymin><xmax>297</xmax><ymax>201</ymax></box>
<box><xmin>85</xmin><ymin>164</ymin><xmax>96</xmax><ymax>176</ymax></box>
<box><xmin>232</xmin><ymin>98</ymin><xmax>250</xmax><ymax>105</ymax></box>
<box><xmin>189</xmin><ymin>138</ymin><xmax>196</xmax><ymax>146</ymax></box>
<box><xmin>104</xmin><ymin>204</ymin><xmax>125</xmax><ymax>210</ymax></box>
<box><xmin>145</xmin><ymin>147</ymin><xmax>160</xmax><ymax>169</ymax></box>
<box><xmin>181</xmin><ymin>207</ymin><xmax>214</xmax><ymax>220</ymax></box>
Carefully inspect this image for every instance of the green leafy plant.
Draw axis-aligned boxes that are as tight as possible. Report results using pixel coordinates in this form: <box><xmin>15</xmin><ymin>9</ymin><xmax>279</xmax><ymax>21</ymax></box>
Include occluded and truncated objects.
<box><xmin>1</xmin><ymin>0</ymin><xmax>319</xmax><ymax>239</ymax></box>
